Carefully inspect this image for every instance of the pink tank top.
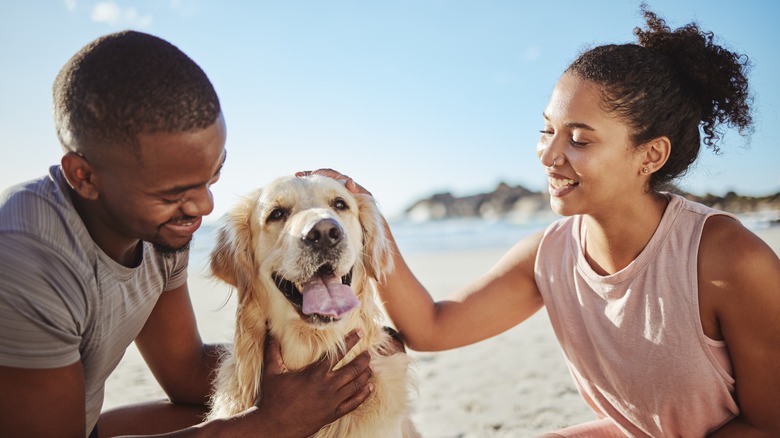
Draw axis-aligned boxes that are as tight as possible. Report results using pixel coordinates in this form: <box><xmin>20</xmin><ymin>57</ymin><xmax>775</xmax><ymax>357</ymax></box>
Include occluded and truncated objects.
<box><xmin>535</xmin><ymin>194</ymin><xmax>738</xmax><ymax>437</ymax></box>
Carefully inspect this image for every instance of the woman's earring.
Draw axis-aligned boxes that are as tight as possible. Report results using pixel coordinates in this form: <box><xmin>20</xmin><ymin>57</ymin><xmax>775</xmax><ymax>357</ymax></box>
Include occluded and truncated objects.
<box><xmin>642</xmin><ymin>167</ymin><xmax>650</xmax><ymax>174</ymax></box>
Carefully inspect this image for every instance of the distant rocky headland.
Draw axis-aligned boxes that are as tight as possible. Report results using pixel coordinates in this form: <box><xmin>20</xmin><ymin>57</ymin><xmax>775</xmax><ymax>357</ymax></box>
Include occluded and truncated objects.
<box><xmin>403</xmin><ymin>182</ymin><xmax>780</xmax><ymax>225</ymax></box>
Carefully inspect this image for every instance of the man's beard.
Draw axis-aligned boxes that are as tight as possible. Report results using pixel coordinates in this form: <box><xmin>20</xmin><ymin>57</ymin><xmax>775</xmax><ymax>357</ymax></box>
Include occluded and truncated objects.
<box><xmin>151</xmin><ymin>216</ymin><xmax>197</xmax><ymax>257</ymax></box>
<box><xmin>151</xmin><ymin>236</ymin><xmax>192</xmax><ymax>257</ymax></box>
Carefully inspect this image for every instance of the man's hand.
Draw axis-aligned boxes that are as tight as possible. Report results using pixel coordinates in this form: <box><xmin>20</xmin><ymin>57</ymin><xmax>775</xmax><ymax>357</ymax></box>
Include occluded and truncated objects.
<box><xmin>255</xmin><ymin>330</ymin><xmax>373</xmax><ymax>437</ymax></box>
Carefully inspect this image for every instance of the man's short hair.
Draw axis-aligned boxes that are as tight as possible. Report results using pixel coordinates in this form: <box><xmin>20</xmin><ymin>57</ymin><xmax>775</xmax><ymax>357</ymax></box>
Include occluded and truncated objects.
<box><xmin>53</xmin><ymin>30</ymin><xmax>221</xmax><ymax>153</ymax></box>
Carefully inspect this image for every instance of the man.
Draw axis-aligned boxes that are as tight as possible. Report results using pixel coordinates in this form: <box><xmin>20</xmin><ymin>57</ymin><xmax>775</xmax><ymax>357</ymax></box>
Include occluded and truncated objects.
<box><xmin>0</xmin><ymin>31</ymin><xmax>373</xmax><ymax>437</ymax></box>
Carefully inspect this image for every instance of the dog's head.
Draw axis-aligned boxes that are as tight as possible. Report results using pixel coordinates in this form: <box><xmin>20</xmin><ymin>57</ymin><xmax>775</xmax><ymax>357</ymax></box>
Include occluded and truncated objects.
<box><xmin>210</xmin><ymin>174</ymin><xmax>393</xmax><ymax>329</ymax></box>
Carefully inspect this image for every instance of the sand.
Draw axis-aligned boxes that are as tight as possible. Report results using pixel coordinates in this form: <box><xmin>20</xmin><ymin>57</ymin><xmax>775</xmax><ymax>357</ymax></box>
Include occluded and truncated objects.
<box><xmin>102</xmin><ymin>226</ymin><xmax>780</xmax><ymax>437</ymax></box>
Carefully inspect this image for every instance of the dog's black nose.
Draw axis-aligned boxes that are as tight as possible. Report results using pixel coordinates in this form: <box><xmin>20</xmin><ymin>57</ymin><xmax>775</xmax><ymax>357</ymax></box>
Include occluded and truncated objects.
<box><xmin>304</xmin><ymin>218</ymin><xmax>343</xmax><ymax>248</ymax></box>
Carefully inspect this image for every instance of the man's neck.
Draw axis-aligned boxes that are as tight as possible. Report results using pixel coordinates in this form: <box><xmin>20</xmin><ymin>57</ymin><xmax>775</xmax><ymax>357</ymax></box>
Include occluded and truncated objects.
<box><xmin>69</xmin><ymin>188</ymin><xmax>143</xmax><ymax>267</ymax></box>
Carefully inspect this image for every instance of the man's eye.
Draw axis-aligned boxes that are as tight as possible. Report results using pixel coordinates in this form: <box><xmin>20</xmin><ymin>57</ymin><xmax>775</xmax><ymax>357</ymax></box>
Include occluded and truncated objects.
<box><xmin>333</xmin><ymin>198</ymin><xmax>349</xmax><ymax>211</ymax></box>
<box><xmin>267</xmin><ymin>208</ymin><xmax>289</xmax><ymax>222</ymax></box>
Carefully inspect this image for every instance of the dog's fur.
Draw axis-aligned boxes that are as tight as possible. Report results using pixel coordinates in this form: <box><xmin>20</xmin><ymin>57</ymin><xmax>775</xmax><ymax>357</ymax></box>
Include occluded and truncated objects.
<box><xmin>206</xmin><ymin>174</ymin><xmax>417</xmax><ymax>437</ymax></box>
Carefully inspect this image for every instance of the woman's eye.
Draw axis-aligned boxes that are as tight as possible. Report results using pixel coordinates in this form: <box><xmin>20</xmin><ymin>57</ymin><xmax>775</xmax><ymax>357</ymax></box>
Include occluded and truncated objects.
<box><xmin>333</xmin><ymin>198</ymin><xmax>349</xmax><ymax>211</ymax></box>
<box><xmin>538</xmin><ymin>130</ymin><xmax>553</xmax><ymax>146</ymax></box>
<box><xmin>570</xmin><ymin>138</ymin><xmax>590</xmax><ymax>147</ymax></box>
<box><xmin>267</xmin><ymin>208</ymin><xmax>288</xmax><ymax>222</ymax></box>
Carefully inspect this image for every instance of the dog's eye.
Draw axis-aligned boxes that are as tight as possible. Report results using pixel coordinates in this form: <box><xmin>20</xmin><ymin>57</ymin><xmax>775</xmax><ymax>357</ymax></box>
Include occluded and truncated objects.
<box><xmin>332</xmin><ymin>198</ymin><xmax>349</xmax><ymax>211</ymax></box>
<box><xmin>267</xmin><ymin>208</ymin><xmax>289</xmax><ymax>222</ymax></box>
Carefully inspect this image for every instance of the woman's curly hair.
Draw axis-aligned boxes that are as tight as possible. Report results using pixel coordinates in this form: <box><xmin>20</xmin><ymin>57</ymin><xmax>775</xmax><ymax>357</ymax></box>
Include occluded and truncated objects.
<box><xmin>566</xmin><ymin>5</ymin><xmax>753</xmax><ymax>190</ymax></box>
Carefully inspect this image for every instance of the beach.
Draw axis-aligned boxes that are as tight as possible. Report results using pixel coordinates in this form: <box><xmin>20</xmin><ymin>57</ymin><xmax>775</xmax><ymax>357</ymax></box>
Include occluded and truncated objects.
<box><xmin>102</xmin><ymin>226</ymin><xmax>780</xmax><ymax>437</ymax></box>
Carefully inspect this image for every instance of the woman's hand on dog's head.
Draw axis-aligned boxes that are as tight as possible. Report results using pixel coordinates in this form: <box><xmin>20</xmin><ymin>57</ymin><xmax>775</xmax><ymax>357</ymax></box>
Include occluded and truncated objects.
<box><xmin>256</xmin><ymin>329</ymin><xmax>374</xmax><ymax>435</ymax></box>
<box><xmin>295</xmin><ymin>168</ymin><xmax>372</xmax><ymax>197</ymax></box>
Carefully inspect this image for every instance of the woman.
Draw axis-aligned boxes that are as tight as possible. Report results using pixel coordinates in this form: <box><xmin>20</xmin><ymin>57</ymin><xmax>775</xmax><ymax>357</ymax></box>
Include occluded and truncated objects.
<box><xmin>310</xmin><ymin>8</ymin><xmax>780</xmax><ymax>437</ymax></box>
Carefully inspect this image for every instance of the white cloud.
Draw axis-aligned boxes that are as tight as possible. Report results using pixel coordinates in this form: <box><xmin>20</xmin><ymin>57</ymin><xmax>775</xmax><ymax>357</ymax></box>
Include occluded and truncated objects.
<box><xmin>91</xmin><ymin>2</ymin><xmax>119</xmax><ymax>24</ymax></box>
<box><xmin>168</xmin><ymin>0</ymin><xmax>200</xmax><ymax>17</ymax></box>
<box><xmin>64</xmin><ymin>0</ymin><xmax>77</xmax><ymax>12</ymax></box>
<box><xmin>90</xmin><ymin>1</ymin><xmax>153</xmax><ymax>28</ymax></box>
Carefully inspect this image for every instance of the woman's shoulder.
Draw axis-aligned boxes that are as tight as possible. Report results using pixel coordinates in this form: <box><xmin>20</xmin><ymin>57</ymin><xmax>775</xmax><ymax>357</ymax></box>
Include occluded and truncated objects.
<box><xmin>699</xmin><ymin>215</ymin><xmax>779</xmax><ymax>302</ymax></box>
<box><xmin>697</xmin><ymin>215</ymin><xmax>780</xmax><ymax>349</ymax></box>
<box><xmin>700</xmin><ymin>215</ymin><xmax>773</xmax><ymax>263</ymax></box>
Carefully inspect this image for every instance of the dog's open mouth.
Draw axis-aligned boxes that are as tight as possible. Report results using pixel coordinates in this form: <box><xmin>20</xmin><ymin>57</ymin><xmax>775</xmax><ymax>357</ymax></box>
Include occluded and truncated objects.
<box><xmin>272</xmin><ymin>266</ymin><xmax>357</xmax><ymax>324</ymax></box>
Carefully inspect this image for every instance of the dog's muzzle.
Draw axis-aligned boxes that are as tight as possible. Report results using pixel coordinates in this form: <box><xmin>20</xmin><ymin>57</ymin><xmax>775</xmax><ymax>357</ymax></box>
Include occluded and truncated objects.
<box><xmin>272</xmin><ymin>268</ymin><xmax>355</xmax><ymax>324</ymax></box>
<box><xmin>303</xmin><ymin>218</ymin><xmax>343</xmax><ymax>251</ymax></box>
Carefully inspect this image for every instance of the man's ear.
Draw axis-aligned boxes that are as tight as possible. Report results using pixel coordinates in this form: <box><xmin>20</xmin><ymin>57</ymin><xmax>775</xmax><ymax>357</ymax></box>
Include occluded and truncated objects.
<box><xmin>61</xmin><ymin>152</ymin><xmax>99</xmax><ymax>200</ymax></box>
<box><xmin>640</xmin><ymin>136</ymin><xmax>671</xmax><ymax>175</ymax></box>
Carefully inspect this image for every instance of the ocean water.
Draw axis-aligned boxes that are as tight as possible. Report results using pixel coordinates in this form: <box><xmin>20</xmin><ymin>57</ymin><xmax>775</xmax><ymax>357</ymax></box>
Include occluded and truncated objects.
<box><xmin>385</xmin><ymin>217</ymin><xmax>551</xmax><ymax>253</ymax></box>
<box><xmin>189</xmin><ymin>218</ymin><xmax>550</xmax><ymax>270</ymax></box>
<box><xmin>189</xmin><ymin>212</ymin><xmax>778</xmax><ymax>271</ymax></box>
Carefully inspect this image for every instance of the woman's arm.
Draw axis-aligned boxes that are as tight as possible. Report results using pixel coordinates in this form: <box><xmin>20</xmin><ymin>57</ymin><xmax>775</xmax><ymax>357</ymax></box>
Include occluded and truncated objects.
<box><xmin>379</xmin><ymin>221</ymin><xmax>545</xmax><ymax>352</ymax></box>
<box><xmin>302</xmin><ymin>168</ymin><xmax>545</xmax><ymax>351</ymax></box>
<box><xmin>699</xmin><ymin>216</ymin><xmax>780</xmax><ymax>437</ymax></box>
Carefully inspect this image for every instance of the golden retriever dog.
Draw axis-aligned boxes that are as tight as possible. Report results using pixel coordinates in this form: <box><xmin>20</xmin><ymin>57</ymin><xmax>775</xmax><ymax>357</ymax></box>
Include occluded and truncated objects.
<box><xmin>206</xmin><ymin>174</ymin><xmax>417</xmax><ymax>437</ymax></box>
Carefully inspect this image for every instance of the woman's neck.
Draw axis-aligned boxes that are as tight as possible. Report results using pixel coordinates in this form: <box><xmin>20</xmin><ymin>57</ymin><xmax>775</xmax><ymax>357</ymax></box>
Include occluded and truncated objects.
<box><xmin>582</xmin><ymin>192</ymin><xmax>669</xmax><ymax>275</ymax></box>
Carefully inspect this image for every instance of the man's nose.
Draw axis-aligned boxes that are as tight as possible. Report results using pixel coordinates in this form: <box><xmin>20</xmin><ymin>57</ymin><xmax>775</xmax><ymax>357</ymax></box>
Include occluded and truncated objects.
<box><xmin>182</xmin><ymin>187</ymin><xmax>214</xmax><ymax>217</ymax></box>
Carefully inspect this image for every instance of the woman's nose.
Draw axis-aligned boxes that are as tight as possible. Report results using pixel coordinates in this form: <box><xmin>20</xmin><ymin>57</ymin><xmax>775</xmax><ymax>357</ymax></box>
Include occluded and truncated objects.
<box><xmin>537</xmin><ymin>140</ymin><xmax>557</xmax><ymax>167</ymax></box>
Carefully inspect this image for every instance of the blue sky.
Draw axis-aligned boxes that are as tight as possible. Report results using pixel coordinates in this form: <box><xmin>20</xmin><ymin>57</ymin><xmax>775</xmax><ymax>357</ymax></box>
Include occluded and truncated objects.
<box><xmin>1</xmin><ymin>1</ymin><xmax>778</xmax><ymax>221</ymax></box>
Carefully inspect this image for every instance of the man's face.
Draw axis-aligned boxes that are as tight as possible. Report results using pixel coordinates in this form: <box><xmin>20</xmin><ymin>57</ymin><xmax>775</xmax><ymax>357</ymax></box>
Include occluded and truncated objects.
<box><xmin>92</xmin><ymin>114</ymin><xmax>227</xmax><ymax>253</ymax></box>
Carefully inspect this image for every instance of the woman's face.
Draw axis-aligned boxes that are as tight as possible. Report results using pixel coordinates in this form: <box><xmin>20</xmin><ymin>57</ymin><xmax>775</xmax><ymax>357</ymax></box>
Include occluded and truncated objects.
<box><xmin>536</xmin><ymin>72</ymin><xmax>647</xmax><ymax>218</ymax></box>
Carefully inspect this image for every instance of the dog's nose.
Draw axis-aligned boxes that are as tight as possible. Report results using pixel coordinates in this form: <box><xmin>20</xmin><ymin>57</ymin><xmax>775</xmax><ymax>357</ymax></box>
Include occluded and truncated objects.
<box><xmin>304</xmin><ymin>218</ymin><xmax>343</xmax><ymax>248</ymax></box>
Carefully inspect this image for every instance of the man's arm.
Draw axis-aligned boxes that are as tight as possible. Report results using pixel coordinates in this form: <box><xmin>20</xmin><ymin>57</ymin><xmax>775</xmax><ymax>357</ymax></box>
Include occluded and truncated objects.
<box><xmin>102</xmin><ymin>332</ymin><xmax>373</xmax><ymax>438</ymax></box>
<box><xmin>0</xmin><ymin>362</ymin><xmax>87</xmax><ymax>437</ymax></box>
<box><xmin>134</xmin><ymin>283</ymin><xmax>220</xmax><ymax>405</ymax></box>
<box><xmin>101</xmin><ymin>283</ymin><xmax>375</xmax><ymax>437</ymax></box>
<box><xmin>98</xmin><ymin>283</ymin><xmax>222</xmax><ymax>435</ymax></box>
<box><xmin>0</xmin><ymin>234</ymin><xmax>92</xmax><ymax>436</ymax></box>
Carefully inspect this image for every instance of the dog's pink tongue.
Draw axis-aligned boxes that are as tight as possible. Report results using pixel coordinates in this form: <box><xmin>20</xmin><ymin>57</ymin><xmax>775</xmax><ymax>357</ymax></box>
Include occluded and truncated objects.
<box><xmin>301</xmin><ymin>275</ymin><xmax>359</xmax><ymax>318</ymax></box>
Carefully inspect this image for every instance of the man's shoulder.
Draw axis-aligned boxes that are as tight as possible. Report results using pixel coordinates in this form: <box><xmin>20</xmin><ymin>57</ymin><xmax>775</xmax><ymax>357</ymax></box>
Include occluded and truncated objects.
<box><xmin>1</xmin><ymin>167</ymin><xmax>82</xmax><ymax>237</ymax></box>
<box><xmin>1</xmin><ymin>168</ymin><xmax>94</xmax><ymax>270</ymax></box>
<box><xmin>2</xmin><ymin>170</ymin><xmax>56</xmax><ymax>221</ymax></box>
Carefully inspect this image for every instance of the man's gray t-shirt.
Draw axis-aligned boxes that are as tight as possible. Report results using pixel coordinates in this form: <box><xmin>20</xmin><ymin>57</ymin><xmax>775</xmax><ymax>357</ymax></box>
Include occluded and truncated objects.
<box><xmin>0</xmin><ymin>165</ymin><xmax>188</xmax><ymax>434</ymax></box>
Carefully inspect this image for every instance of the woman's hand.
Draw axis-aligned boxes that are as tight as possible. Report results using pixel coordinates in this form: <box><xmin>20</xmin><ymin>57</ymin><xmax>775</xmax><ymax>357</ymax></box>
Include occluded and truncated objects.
<box><xmin>295</xmin><ymin>168</ymin><xmax>372</xmax><ymax>196</ymax></box>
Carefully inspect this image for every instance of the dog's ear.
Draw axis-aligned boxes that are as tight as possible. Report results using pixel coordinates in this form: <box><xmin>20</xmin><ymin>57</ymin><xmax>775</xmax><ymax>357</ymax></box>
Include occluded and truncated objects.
<box><xmin>210</xmin><ymin>189</ymin><xmax>270</xmax><ymax>411</ymax></box>
<box><xmin>210</xmin><ymin>189</ymin><xmax>262</xmax><ymax>291</ymax></box>
<box><xmin>356</xmin><ymin>193</ymin><xmax>395</xmax><ymax>282</ymax></box>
